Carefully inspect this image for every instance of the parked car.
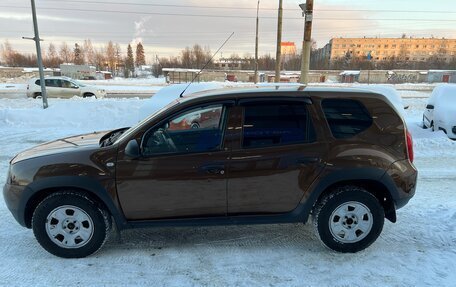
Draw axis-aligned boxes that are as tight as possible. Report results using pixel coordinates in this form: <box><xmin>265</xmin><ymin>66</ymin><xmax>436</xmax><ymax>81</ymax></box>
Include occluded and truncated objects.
<box><xmin>3</xmin><ymin>86</ymin><xmax>417</xmax><ymax>258</ymax></box>
<box><xmin>422</xmin><ymin>84</ymin><xmax>456</xmax><ymax>139</ymax></box>
<box><xmin>26</xmin><ymin>76</ymin><xmax>106</xmax><ymax>99</ymax></box>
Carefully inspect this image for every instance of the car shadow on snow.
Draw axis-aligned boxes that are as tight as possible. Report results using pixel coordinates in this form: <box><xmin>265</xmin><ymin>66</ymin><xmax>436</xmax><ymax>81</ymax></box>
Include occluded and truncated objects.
<box><xmin>104</xmin><ymin>223</ymin><xmax>327</xmax><ymax>253</ymax></box>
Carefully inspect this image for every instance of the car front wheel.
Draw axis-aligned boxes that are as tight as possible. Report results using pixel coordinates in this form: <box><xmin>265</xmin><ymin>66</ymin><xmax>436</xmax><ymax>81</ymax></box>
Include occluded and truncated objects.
<box><xmin>312</xmin><ymin>186</ymin><xmax>384</xmax><ymax>253</ymax></box>
<box><xmin>32</xmin><ymin>191</ymin><xmax>111</xmax><ymax>258</ymax></box>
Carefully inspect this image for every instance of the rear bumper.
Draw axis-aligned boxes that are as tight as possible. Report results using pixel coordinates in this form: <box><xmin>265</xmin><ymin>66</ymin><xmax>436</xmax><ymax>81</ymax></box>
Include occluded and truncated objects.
<box><xmin>382</xmin><ymin>159</ymin><xmax>418</xmax><ymax>210</ymax></box>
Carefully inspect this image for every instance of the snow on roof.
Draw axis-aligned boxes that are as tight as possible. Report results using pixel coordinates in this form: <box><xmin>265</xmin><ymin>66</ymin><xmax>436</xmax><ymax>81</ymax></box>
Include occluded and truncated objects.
<box><xmin>137</xmin><ymin>82</ymin><xmax>226</xmax><ymax>122</ymax></box>
<box><xmin>354</xmin><ymin>84</ymin><xmax>405</xmax><ymax>115</ymax></box>
<box><xmin>162</xmin><ymin>68</ymin><xmax>201</xmax><ymax>73</ymax></box>
<box><xmin>22</xmin><ymin>67</ymin><xmax>54</xmax><ymax>73</ymax></box>
<box><xmin>428</xmin><ymin>70</ymin><xmax>456</xmax><ymax>73</ymax></box>
<box><xmin>339</xmin><ymin>70</ymin><xmax>360</xmax><ymax>76</ymax></box>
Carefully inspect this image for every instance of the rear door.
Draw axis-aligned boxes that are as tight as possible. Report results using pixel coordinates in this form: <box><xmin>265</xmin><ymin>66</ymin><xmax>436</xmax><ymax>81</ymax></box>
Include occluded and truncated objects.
<box><xmin>227</xmin><ymin>98</ymin><xmax>327</xmax><ymax>214</ymax></box>
<box><xmin>43</xmin><ymin>79</ymin><xmax>60</xmax><ymax>97</ymax></box>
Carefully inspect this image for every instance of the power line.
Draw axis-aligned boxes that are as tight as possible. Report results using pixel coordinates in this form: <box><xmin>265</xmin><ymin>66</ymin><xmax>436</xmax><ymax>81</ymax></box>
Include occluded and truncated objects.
<box><xmin>39</xmin><ymin>0</ymin><xmax>456</xmax><ymax>14</ymax></box>
<box><xmin>1</xmin><ymin>5</ymin><xmax>456</xmax><ymax>21</ymax></box>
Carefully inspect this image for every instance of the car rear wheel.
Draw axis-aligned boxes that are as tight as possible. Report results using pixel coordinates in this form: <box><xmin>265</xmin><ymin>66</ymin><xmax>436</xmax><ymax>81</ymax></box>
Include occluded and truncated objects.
<box><xmin>83</xmin><ymin>93</ymin><xmax>96</xmax><ymax>98</ymax></box>
<box><xmin>33</xmin><ymin>92</ymin><xmax>41</xmax><ymax>99</ymax></box>
<box><xmin>422</xmin><ymin>116</ymin><xmax>428</xmax><ymax>129</ymax></box>
<box><xmin>32</xmin><ymin>191</ymin><xmax>111</xmax><ymax>258</ymax></box>
<box><xmin>312</xmin><ymin>186</ymin><xmax>384</xmax><ymax>253</ymax></box>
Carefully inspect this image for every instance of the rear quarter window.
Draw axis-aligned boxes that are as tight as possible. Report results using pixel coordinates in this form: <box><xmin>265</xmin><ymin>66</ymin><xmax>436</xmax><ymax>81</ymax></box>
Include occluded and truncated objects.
<box><xmin>322</xmin><ymin>99</ymin><xmax>373</xmax><ymax>139</ymax></box>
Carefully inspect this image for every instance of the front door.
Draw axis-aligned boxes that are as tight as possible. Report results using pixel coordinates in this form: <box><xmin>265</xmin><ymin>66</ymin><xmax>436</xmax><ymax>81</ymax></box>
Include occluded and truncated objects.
<box><xmin>227</xmin><ymin>99</ymin><xmax>326</xmax><ymax>214</ymax></box>
<box><xmin>116</xmin><ymin>103</ymin><xmax>232</xmax><ymax>220</ymax></box>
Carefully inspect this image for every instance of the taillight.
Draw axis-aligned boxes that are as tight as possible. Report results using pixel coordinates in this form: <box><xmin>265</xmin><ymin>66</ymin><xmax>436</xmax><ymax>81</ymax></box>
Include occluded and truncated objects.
<box><xmin>406</xmin><ymin>130</ymin><xmax>414</xmax><ymax>163</ymax></box>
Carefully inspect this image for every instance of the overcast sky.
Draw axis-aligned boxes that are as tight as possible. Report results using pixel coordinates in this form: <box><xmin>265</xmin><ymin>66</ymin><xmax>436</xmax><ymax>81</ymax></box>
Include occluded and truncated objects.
<box><xmin>1</xmin><ymin>0</ymin><xmax>455</xmax><ymax>62</ymax></box>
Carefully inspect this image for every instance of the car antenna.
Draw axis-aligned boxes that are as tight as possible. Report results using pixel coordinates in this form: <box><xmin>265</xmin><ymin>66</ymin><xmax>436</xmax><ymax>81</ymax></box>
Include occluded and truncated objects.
<box><xmin>179</xmin><ymin>32</ymin><xmax>235</xmax><ymax>98</ymax></box>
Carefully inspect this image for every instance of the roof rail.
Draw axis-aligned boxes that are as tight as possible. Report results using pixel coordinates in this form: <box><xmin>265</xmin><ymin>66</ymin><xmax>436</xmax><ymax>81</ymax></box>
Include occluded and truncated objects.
<box><xmin>254</xmin><ymin>83</ymin><xmax>306</xmax><ymax>90</ymax></box>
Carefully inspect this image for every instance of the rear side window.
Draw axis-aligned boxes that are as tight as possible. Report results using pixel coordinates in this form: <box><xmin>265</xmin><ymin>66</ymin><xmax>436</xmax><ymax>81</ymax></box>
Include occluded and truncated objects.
<box><xmin>322</xmin><ymin>99</ymin><xmax>372</xmax><ymax>139</ymax></box>
<box><xmin>242</xmin><ymin>102</ymin><xmax>315</xmax><ymax>148</ymax></box>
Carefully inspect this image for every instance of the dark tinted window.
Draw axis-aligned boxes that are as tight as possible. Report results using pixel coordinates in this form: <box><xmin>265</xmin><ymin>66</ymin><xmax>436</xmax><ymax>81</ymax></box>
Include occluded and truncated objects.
<box><xmin>322</xmin><ymin>99</ymin><xmax>372</xmax><ymax>139</ymax></box>
<box><xmin>44</xmin><ymin>79</ymin><xmax>60</xmax><ymax>87</ymax></box>
<box><xmin>242</xmin><ymin>102</ymin><xmax>315</xmax><ymax>148</ymax></box>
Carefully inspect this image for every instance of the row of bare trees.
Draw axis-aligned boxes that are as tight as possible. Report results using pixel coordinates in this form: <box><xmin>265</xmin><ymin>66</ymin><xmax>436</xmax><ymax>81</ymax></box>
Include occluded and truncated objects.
<box><xmin>0</xmin><ymin>40</ymin><xmax>146</xmax><ymax>77</ymax></box>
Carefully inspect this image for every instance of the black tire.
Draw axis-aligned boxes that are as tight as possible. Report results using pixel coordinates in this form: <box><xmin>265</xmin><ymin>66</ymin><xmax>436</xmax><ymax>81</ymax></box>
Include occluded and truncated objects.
<box><xmin>422</xmin><ymin>116</ymin><xmax>428</xmax><ymax>129</ymax></box>
<box><xmin>32</xmin><ymin>191</ymin><xmax>111</xmax><ymax>258</ymax></box>
<box><xmin>312</xmin><ymin>186</ymin><xmax>384</xmax><ymax>253</ymax></box>
<box><xmin>83</xmin><ymin>93</ymin><xmax>96</xmax><ymax>98</ymax></box>
<box><xmin>33</xmin><ymin>92</ymin><xmax>41</xmax><ymax>99</ymax></box>
<box><xmin>431</xmin><ymin>121</ymin><xmax>435</xmax><ymax>132</ymax></box>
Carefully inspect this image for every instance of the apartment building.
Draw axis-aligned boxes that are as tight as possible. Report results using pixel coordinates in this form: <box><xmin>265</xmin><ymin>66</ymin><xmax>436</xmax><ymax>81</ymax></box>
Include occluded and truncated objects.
<box><xmin>328</xmin><ymin>37</ymin><xmax>456</xmax><ymax>63</ymax></box>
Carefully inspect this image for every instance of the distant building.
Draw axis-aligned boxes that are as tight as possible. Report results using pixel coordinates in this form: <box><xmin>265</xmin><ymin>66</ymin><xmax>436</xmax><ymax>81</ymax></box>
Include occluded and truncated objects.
<box><xmin>325</xmin><ymin>37</ymin><xmax>456</xmax><ymax>65</ymax></box>
<box><xmin>60</xmin><ymin>64</ymin><xmax>96</xmax><ymax>80</ymax></box>
<box><xmin>214</xmin><ymin>58</ymin><xmax>251</xmax><ymax>70</ymax></box>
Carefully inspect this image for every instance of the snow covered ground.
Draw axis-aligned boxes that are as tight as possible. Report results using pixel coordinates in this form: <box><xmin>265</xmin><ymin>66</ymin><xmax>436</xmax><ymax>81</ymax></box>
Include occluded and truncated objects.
<box><xmin>0</xmin><ymin>87</ymin><xmax>455</xmax><ymax>286</ymax></box>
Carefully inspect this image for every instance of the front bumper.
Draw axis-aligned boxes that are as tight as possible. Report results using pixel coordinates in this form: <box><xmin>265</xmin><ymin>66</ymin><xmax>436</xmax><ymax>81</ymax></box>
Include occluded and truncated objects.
<box><xmin>3</xmin><ymin>183</ymin><xmax>28</xmax><ymax>227</ymax></box>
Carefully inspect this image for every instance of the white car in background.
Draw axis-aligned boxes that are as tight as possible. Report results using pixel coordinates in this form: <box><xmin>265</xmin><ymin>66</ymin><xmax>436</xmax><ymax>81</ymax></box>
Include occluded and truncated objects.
<box><xmin>27</xmin><ymin>76</ymin><xmax>106</xmax><ymax>99</ymax></box>
<box><xmin>423</xmin><ymin>84</ymin><xmax>456</xmax><ymax>139</ymax></box>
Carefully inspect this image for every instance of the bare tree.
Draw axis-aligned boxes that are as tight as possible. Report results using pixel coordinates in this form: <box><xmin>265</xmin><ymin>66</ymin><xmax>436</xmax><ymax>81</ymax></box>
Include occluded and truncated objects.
<box><xmin>59</xmin><ymin>42</ymin><xmax>72</xmax><ymax>63</ymax></box>
<box><xmin>46</xmin><ymin>42</ymin><xmax>60</xmax><ymax>68</ymax></box>
<box><xmin>83</xmin><ymin>39</ymin><xmax>95</xmax><ymax>66</ymax></box>
<box><xmin>106</xmin><ymin>41</ymin><xmax>116</xmax><ymax>73</ymax></box>
<box><xmin>180</xmin><ymin>46</ymin><xmax>193</xmax><ymax>68</ymax></box>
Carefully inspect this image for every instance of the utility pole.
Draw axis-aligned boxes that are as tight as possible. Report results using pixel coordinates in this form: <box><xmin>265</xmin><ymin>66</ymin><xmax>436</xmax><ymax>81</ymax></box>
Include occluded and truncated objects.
<box><xmin>23</xmin><ymin>0</ymin><xmax>48</xmax><ymax>108</ymax></box>
<box><xmin>274</xmin><ymin>0</ymin><xmax>283</xmax><ymax>83</ymax></box>
<box><xmin>254</xmin><ymin>0</ymin><xmax>260</xmax><ymax>84</ymax></box>
<box><xmin>299</xmin><ymin>0</ymin><xmax>314</xmax><ymax>84</ymax></box>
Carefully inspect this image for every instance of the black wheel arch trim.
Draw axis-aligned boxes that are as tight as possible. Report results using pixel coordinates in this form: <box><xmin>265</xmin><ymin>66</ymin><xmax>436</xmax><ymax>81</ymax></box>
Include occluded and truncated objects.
<box><xmin>297</xmin><ymin>167</ymin><xmax>400</xmax><ymax>223</ymax></box>
<box><xmin>18</xmin><ymin>176</ymin><xmax>127</xmax><ymax>228</ymax></box>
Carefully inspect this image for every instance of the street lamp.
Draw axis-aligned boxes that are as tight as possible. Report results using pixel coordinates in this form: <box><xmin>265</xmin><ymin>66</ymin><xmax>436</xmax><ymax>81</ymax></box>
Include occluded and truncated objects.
<box><xmin>299</xmin><ymin>1</ymin><xmax>314</xmax><ymax>84</ymax></box>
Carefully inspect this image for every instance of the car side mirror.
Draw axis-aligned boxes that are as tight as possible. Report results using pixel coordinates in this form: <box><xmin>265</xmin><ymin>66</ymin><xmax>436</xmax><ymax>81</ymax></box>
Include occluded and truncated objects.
<box><xmin>125</xmin><ymin>139</ymin><xmax>140</xmax><ymax>158</ymax></box>
<box><xmin>426</xmin><ymin>104</ymin><xmax>434</xmax><ymax>109</ymax></box>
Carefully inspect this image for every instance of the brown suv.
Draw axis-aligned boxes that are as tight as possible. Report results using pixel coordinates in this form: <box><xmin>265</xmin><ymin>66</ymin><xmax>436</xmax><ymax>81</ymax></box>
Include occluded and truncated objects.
<box><xmin>3</xmin><ymin>86</ymin><xmax>417</xmax><ymax>258</ymax></box>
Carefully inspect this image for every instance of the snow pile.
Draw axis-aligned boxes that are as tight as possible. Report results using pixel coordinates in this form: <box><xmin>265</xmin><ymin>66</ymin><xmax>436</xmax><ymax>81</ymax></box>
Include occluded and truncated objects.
<box><xmin>137</xmin><ymin>82</ymin><xmax>236</xmax><ymax>122</ymax></box>
<box><xmin>0</xmin><ymin>98</ymin><xmax>143</xmax><ymax>131</ymax></box>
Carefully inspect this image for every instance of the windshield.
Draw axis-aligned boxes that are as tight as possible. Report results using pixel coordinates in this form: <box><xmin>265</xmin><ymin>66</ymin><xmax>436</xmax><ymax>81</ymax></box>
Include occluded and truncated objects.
<box><xmin>115</xmin><ymin>99</ymin><xmax>181</xmax><ymax>144</ymax></box>
<box><xmin>71</xmin><ymin>79</ymin><xmax>86</xmax><ymax>87</ymax></box>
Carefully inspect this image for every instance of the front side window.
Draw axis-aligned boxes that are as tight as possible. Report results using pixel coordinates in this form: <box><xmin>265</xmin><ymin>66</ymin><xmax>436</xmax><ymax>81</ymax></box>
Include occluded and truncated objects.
<box><xmin>242</xmin><ymin>102</ymin><xmax>315</xmax><ymax>148</ymax></box>
<box><xmin>62</xmin><ymin>80</ymin><xmax>72</xmax><ymax>88</ymax></box>
<box><xmin>142</xmin><ymin>104</ymin><xmax>225</xmax><ymax>156</ymax></box>
<box><xmin>322</xmin><ymin>99</ymin><xmax>373</xmax><ymax>139</ymax></box>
